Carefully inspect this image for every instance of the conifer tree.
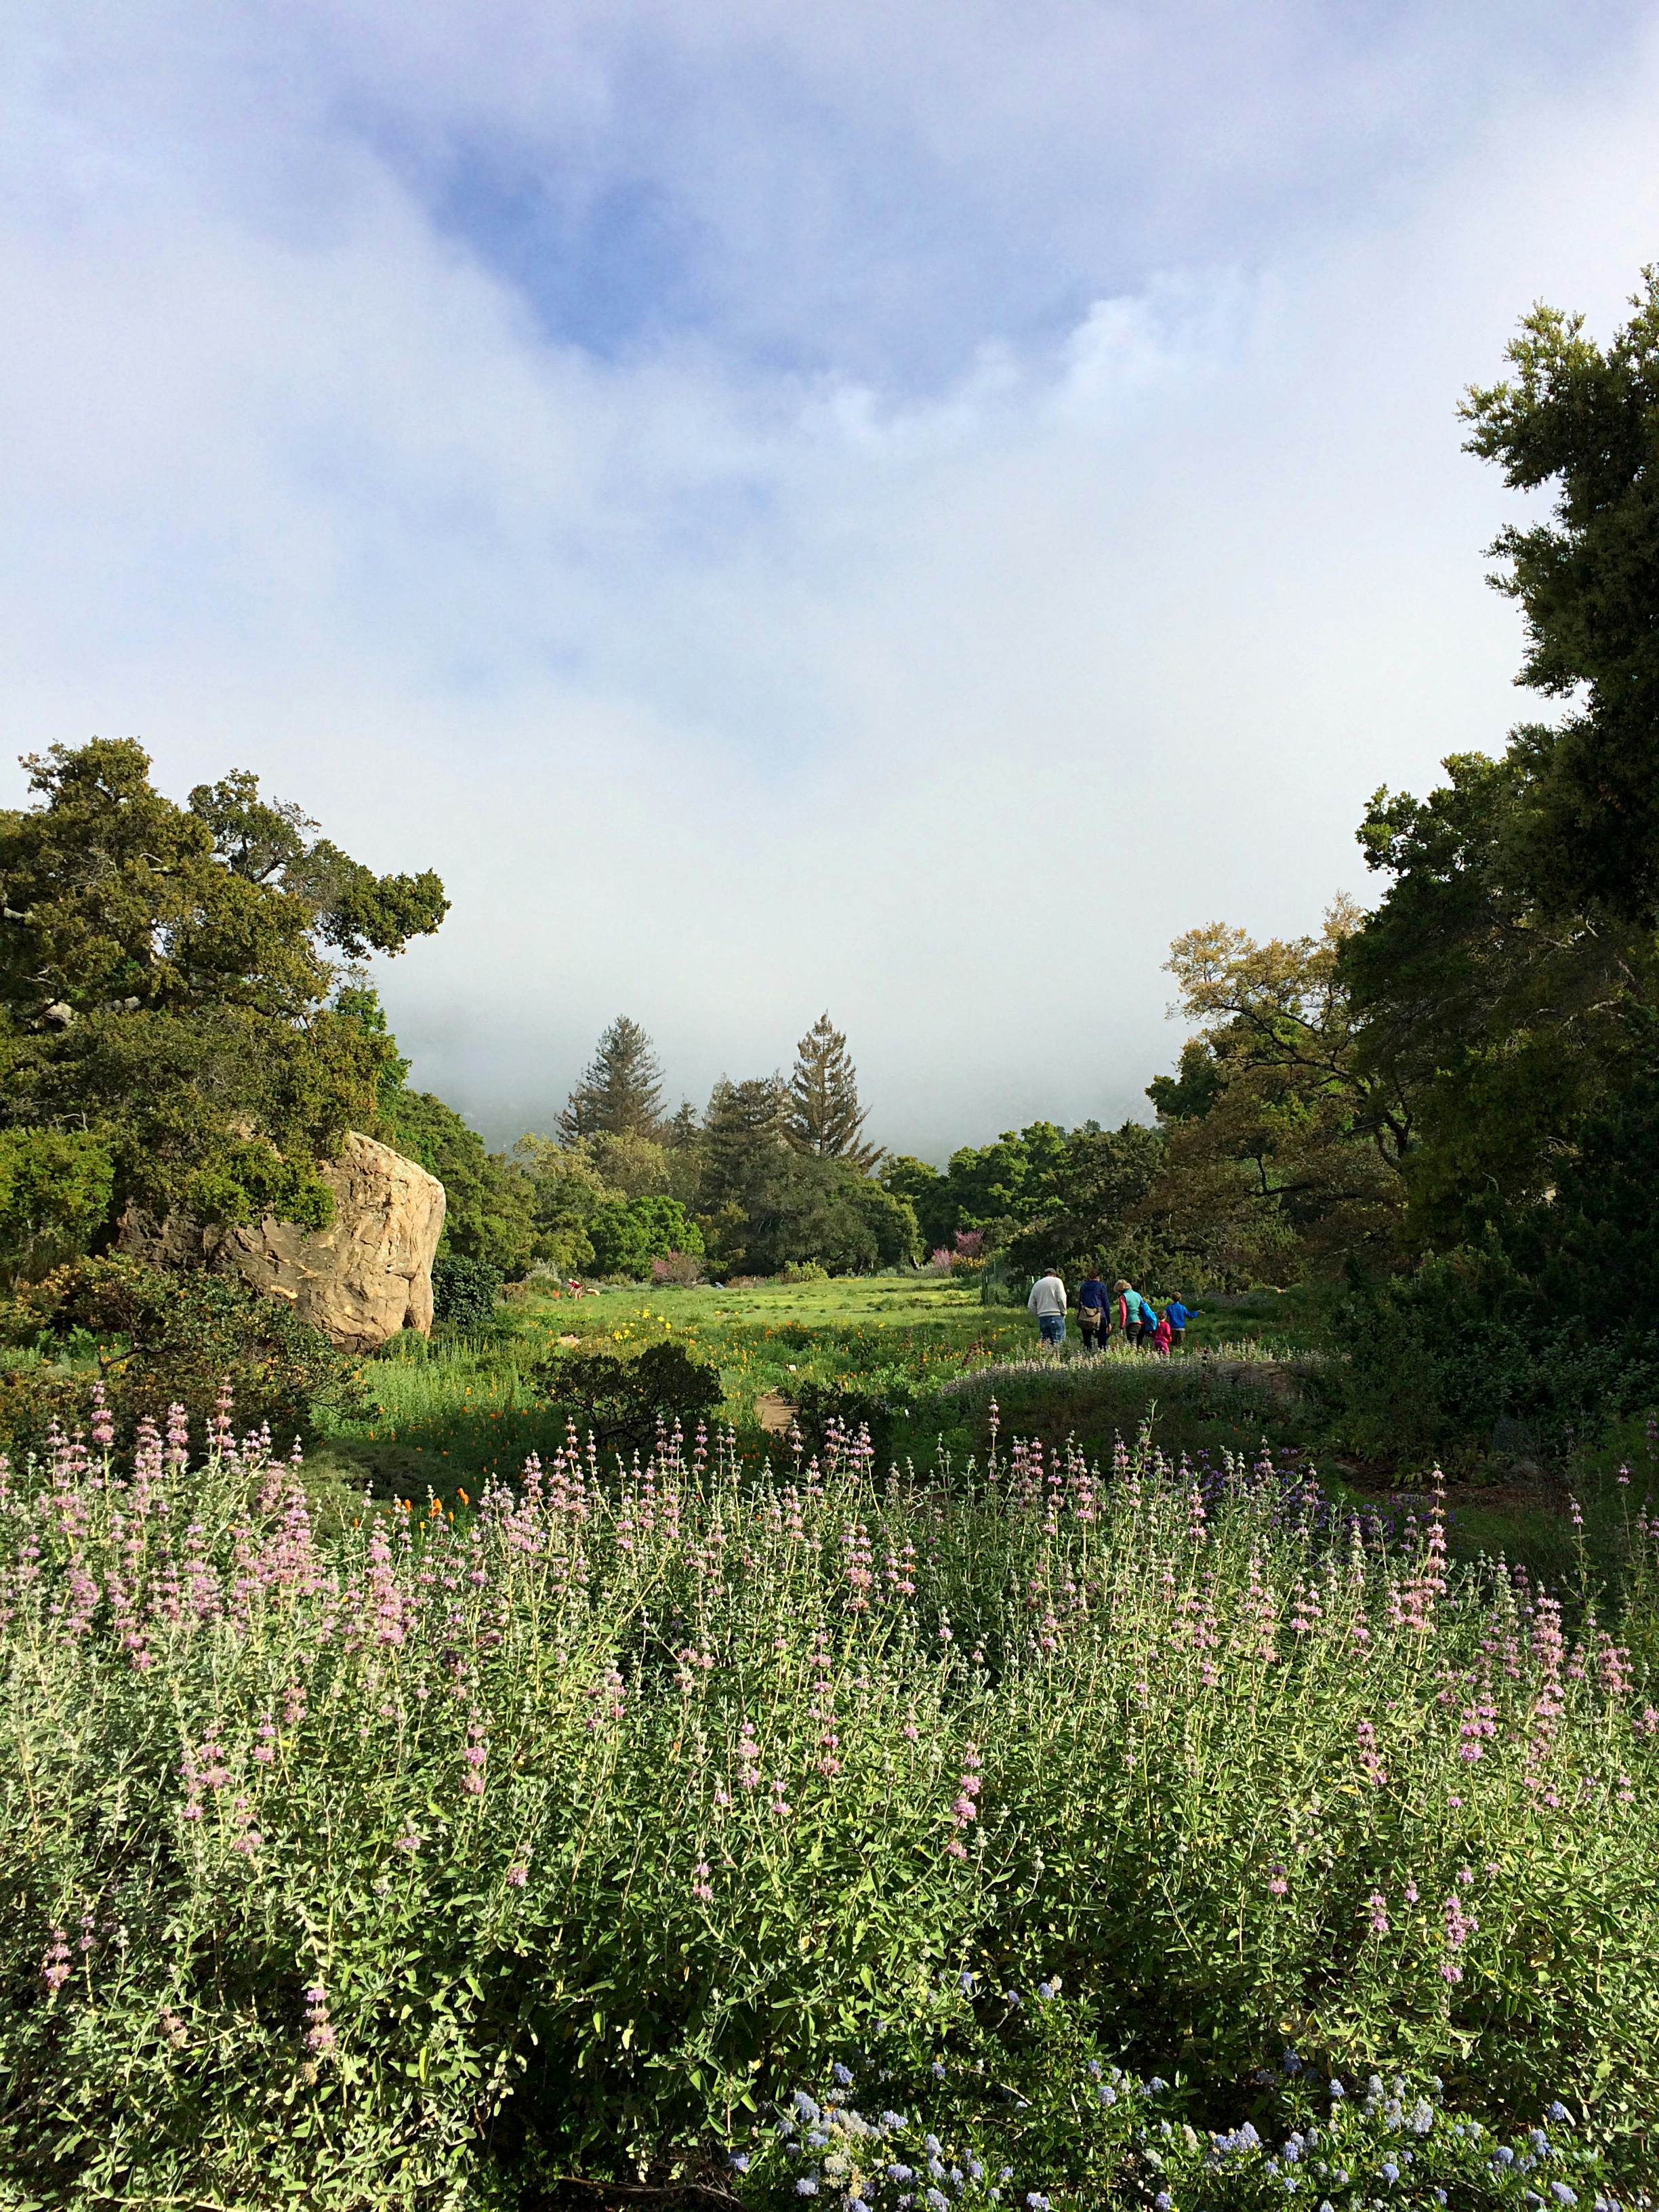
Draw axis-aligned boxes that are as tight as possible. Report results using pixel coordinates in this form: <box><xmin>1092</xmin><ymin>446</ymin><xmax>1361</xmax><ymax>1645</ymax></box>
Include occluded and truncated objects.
<box><xmin>558</xmin><ymin>1016</ymin><xmax>665</xmax><ymax>1143</ymax></box>
<box><xmin>786</xmin><ymin>1012</ymin><xmax>882</xmax><ymax>1170</ymax></box>
<box><xmin>699</xmin><ymin>1075</ymin><xmax>788</xmax><ymax>1210</ymax></box>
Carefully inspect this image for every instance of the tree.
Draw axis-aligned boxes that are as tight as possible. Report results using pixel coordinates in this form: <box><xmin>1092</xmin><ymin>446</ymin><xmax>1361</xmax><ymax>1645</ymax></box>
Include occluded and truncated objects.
<box><xmin>587</xmin><ymin>1195</ymin><xmax>704</xmax><ymax>1279</ymax></box>
<box><xmin>1458</xmin><ymin>269</ymin><xmax>1659</xmax><ymax>922</ymax></box>
<box><xmin>0</xmin><ymin>740</ymin><xmax>447</xmax><ymax>1249</ymax></box>
<box><xmin>879</xmin><ymin>1155</ymin><xmax>954</xmax><ymax>1252</ymax></box>
<box><xmin>376</xmin><ymin>1084</ymin><xmax>535</xmax><ymax>1277</ymax></box>
<box><xmin>1343</xmin><ymin>755</ymin><xmax>1652</xmax><ymax>1248</ymax></box>
<box><xmin>558</xmin><ymin>1017</ymin><xmax>665</xmax><ymax>1143</ymax></box>
<box><xmin>1145</xmin><ymin>905</ymin><xmax>1409</xmax><ymax>1279</ymax></box>
<box><xmin>511</xmin><ymin>1135</ymin><xmax>611</xmax><ymax>1277</ymax></box>
<box><xmin>699</xmin><ymin>1076</ymin><xmax>789</xmax><ymax>1214</ymax></box>
<box><xmin>787</xmin><ymin>1012</ymin><xmax>882</xmax><ymax>1170</ymax></box>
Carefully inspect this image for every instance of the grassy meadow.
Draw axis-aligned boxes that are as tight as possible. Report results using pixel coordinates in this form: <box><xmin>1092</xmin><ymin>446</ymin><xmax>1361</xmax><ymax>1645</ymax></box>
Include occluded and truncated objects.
<box><xmin>309</xmin><ymin>1273</ymin><xmax>1652</xmax><ymax>1586</ymax></box>
<box><xmin>312</xmin><ymin>1275</ymin><xmax>1324</xmax><ymax>1501</ymax></box>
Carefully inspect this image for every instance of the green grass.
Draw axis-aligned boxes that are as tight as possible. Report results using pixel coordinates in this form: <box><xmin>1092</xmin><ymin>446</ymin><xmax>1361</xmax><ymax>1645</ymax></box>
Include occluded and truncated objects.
<box><xmin>301</xmin><ymin>1273</ymin><xmax>1659</xmax><ymax>1597</ymax></box>
<box><xmin>310</xmin><ymin>1274</ymin><xmax>1316</xmax><ymax>1505</ymax></box>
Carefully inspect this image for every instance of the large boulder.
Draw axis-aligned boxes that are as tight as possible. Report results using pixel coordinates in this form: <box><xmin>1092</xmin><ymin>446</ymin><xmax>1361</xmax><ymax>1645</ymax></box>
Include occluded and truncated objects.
<box><xmin>120</xmin><ymin>1133</ymin><xmax>445</xmax><ymax>1353</ymax></box>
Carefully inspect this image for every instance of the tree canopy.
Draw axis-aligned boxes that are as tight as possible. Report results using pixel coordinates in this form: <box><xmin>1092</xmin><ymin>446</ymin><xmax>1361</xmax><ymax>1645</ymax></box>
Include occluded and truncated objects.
<box><xmin>787</xmin><ymin>1012</ymin><xmax>882</xmax><ymax>1170</ymax></box>
<box><xmin>0</xmin><ymin>741</ymin><xmax>447</xmax><ymax>1235</ymax></box>
<box><xmin>558</xmin><ymin>1017</ymin><xmax>665</xmax><ymax>1143</ymax></box>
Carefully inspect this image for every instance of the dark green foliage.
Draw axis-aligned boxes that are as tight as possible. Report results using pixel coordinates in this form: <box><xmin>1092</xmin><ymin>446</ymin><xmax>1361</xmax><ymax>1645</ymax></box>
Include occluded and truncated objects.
<box><xmin>1310</xmin><ymin>269</ymin><xmax>1659</xmax><ymax>1462</ymax></box>
<box><xmin>531</xmin><ymin>1338</ymin><xmax>722</xmax><ymax>1453</ymax></box>
<box><xmin>376</xmin><ymin>1080</ymin><xmax>535</xmax><ymax>1276</ymax></box>
<box><xmin>697</xmin><ymin>1077</ymin><xmax>914</xmax><ymax>1276</ymax></box>
<box><xmin>786</xmin><ymin>1010</ymin><xmax>881</xmax><ymax>1169</ymax></box>
<box><xmin>879</xmin><ymin>1154</ymin><xmax>955</xmax><ymax>1250</ymax></box>
<box><xmin>0</xmin><ymin>739</ymin><xmax>446</xmax><ymax>1247</ymax></box>
<box><xmin>0</xmin><ymin>1129</ymin><xmax>113</xmax><ymax>1286</ymax></box>
<box><xmin>1145</xmin><ymin>1034</ymin><xmax>1224</xmax><ymax>1120</ymax></box>
<box><xmin>1458</xmin><ymin>268</ymin><xmax>1659</xmax><ymax>922</ymax></box>
<box><xmin>788</xmin><ymin>1361</ymin><xmax>935</xmax><ymax>1465</ymax></box>
<box><xmin>558</xmin><ymin>1015</ymin><xmax>665</xmax><ymax>1143</ymax></box>
<box><xmin>430</xmin><ymin>1254</ymin><xmax>504</xmax><ymax>1328</ymax></box>
<box><xmin>1329</xmin><ymin>1035</ymin><xmax>1659</xmax><ymax>1467</ymax></box>
<box><xmin>586</xmin><ymin>1195</ymin><xmax>704</xmax><ymax>1280</ymax></box>
<box><xmin>0</xmin><ymin>1255</ymin><xmax>368</xmax><ymax>1453</ymax></box>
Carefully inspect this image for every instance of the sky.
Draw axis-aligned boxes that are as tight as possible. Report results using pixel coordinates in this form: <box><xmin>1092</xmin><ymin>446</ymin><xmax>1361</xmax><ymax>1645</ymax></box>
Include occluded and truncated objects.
<box><xmin>4</xmin><ymin>2</ymin><xmax>1659</xmax><ymax>1160</ymax></box>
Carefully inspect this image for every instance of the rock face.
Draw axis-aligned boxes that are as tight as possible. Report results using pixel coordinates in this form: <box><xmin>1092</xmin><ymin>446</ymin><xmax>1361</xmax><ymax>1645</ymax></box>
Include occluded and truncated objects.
<box><xmin>121</xmin><ymin>1133</ymin><xmax>445</xmax><ymax>1353</ymax></box>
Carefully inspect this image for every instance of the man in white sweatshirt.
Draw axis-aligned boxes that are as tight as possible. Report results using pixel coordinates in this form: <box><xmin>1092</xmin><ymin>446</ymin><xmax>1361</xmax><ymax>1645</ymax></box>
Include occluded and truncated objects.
<box><xmin>1027</xmin><ymin>1267</ymin><xmax>1067</xmax><ymax>1347</ymax></box>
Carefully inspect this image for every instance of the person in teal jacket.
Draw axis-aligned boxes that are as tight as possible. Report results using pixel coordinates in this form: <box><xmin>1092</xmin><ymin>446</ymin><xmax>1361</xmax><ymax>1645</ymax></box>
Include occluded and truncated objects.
<box><xmin>1113</xmin><ymin>1279</ymin><xmax>1151</xmax><ymax>1348</ymax></box>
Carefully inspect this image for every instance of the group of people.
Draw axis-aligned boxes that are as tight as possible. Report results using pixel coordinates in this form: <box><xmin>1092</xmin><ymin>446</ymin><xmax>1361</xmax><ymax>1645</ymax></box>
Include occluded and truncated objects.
<box><xmin>1025</xmin><ymin>1269</ymin><xmax>1195</xmax><ymax>1355</ymax></box>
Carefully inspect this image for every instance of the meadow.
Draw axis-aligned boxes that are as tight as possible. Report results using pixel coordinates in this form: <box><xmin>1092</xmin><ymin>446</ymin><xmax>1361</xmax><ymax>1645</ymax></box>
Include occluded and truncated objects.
<box><xmin>3</xmin><ymin>1392</ymin><xmax>1655</xmax><ymax>2209</ymax></box>
<box><xmin>312</xmin><ymin>1276</ymin><xmax>1324</xmax><ymax>1505</ymax></box>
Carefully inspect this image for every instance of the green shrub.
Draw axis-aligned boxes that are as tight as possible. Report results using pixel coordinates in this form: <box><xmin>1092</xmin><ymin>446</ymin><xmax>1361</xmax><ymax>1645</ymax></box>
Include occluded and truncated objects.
<box><xmin>790</xmin><ymin>1359</ymin><xmax>936</xmax><ymax>1464</ymax></box>
<box><xmin>0</xmin><ymin>1127</ymin><xmax>115</xmax><ymax>1288</ymax></box>
<box><xmin>531</xmin><ymin>1337</ymin><xmax>723</xmax><ymax>1454</ymax></box>
<box><xmin>1324</xmin><ymin>1250</ymin><xmax>1655</xmax><ymax>1470</ymax></box>
<box><xmin>0</xmin><ymin>1256</ymin><xmax>368</xmax><ymax>1452</ymax></box>
<box><xmin>4</xmin><ymin>1418</ymin><xmax>1658</xmax><ymax>2203</ymax></box>
<box><xmin>779</xmin><ymin>1258</ymin><xmax>829</xmax><ymax>1284</ymax></box>
<box><xmin>430</xmin><ymin>1253</ymin><xmax>504</xmax><ymax>1328</ymax></box>
<box><xmin>588</xmin><ymin>1195</ymin><xmax>704</xmax><ymax>1281</ymax></box>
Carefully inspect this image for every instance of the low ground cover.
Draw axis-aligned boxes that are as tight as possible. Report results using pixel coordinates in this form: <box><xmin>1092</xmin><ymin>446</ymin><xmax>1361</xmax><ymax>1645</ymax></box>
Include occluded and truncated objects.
<box><xmin>4</xmin><ymin>1399</ymin><xmax>1657</xmax><ymax>2205</ymax></box>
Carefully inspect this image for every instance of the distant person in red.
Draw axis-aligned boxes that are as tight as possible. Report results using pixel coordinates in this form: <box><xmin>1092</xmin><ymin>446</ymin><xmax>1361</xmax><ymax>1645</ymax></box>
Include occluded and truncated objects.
<box><xmin>1151</xmin><ymin>1306</ymin><xmax>1174</xmax><ymax>1357</ymax></box>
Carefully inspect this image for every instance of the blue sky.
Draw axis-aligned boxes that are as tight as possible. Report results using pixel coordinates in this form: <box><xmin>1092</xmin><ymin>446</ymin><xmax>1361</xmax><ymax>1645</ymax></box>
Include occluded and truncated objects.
<box><xmin>4</xmin><ymin>2</ymin><xmax>1659</xmax><ymax>1155</ymax></box>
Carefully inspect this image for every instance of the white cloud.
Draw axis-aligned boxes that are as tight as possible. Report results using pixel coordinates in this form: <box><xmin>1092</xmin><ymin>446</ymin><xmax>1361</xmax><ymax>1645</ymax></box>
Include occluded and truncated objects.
<box><xmin>3</xmin><ymin>3</ymin><xmax>1658</xmax><ymax>1158</ymax></box>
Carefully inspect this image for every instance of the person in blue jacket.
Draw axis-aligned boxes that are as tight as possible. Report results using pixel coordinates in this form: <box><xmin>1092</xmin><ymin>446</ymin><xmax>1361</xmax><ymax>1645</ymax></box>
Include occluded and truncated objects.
<box><xmin>1163</xmin><ymin>1294</ymin><xmax>1197</xmax><ymax>1351</ymax></box>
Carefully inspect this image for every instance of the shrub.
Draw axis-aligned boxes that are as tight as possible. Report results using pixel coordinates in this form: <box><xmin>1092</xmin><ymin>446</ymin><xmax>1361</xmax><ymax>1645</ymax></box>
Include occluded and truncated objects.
<box><xmin>531</xmin><ymin>1337</ymin><xmax>724</xmax><ymax>1454</ymax></box>
<box><xmin>0</xmin><ymin>1256</ymin><xmax>367</xmax><ymax>1452</ymax></box>
<box><xmin>3</xmin><ymin>1416</ymin><xmax>1658</xmax><ymax>2204</ymax></box>
<box><xmin>430</xmin><ymin>1252</ymin><xmax>504</xmax><ymax>1328</ymax></box>
<box><xmin>588</xmin><ymin>1195</ymin><xmax>704</xmax><ymax>1281</ymax></box>
<box><xmin>779</xmin><ymin>1258</ymin><xmax>829</xmax><ymax>1284</ymax></box>
<box><xmin>790</xmin><ymin>1360</ymin><xmax>935</xmax><ymax>1464</ymax></box>
<box><xmin>0</xmin><ymin>1128</ymin><xmax>115</xmax><ymax>1288</ymax></box>
<box><xmin>650</xmin><ymin>1250</ymin><xmax>703</xmax><ymax>1287</ymax></box>
<box><xmin>1324</xmin><ymin>1251</ymin><xmax>1654</xmax><ymax>1471</ymax></box>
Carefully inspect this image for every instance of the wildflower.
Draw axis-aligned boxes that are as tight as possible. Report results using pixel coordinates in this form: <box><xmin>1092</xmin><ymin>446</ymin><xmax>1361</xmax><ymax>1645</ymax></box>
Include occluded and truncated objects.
<box><xmin>1366</xmin><ymin>1891</ymin><xmax>1389</xmax><ymax>1936</ymax></box>
<box><xmin>1266</xmin><ymin>1861</ymin><xmax>1289</xmax><ymax>1896</ymax></box>
<box><xmin>1037</xmin><ymin>1981</ymin><xmax>1054</xmax><ymax>2000</ymax></box>
<box><xmin>1026</xmin><ymin>2197</ymin><xmax>1050</xmax><ymax>2210</ymax></box>
<box><xmin>41</xmin><ymin>1929</ymin><xmax>71</xmax><ymax>1996</ymax></box>
<box><xmin>303</xmin><ymin>1982</ymin><xmax>336</xmax><ymax>2055</ymax></box>
<box><xmin>1380</xmin><ymin>2162</ymin><xmax>1399</xmax><ymax>2183</ymax></box>
<box><xmin>795</xmin><ymin>2180</ymin><xmax>819</xmax><ymax>2197</ymax></box>
<box><xmin>887</xmin><ymin>2165</ymin><xmax>914</xmax><ymax>2183</ymax></box>
<box><xmin>729</xmin><ymin>2153</ymin><xmax>750</xmax><ymax>2172</ymax></box>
